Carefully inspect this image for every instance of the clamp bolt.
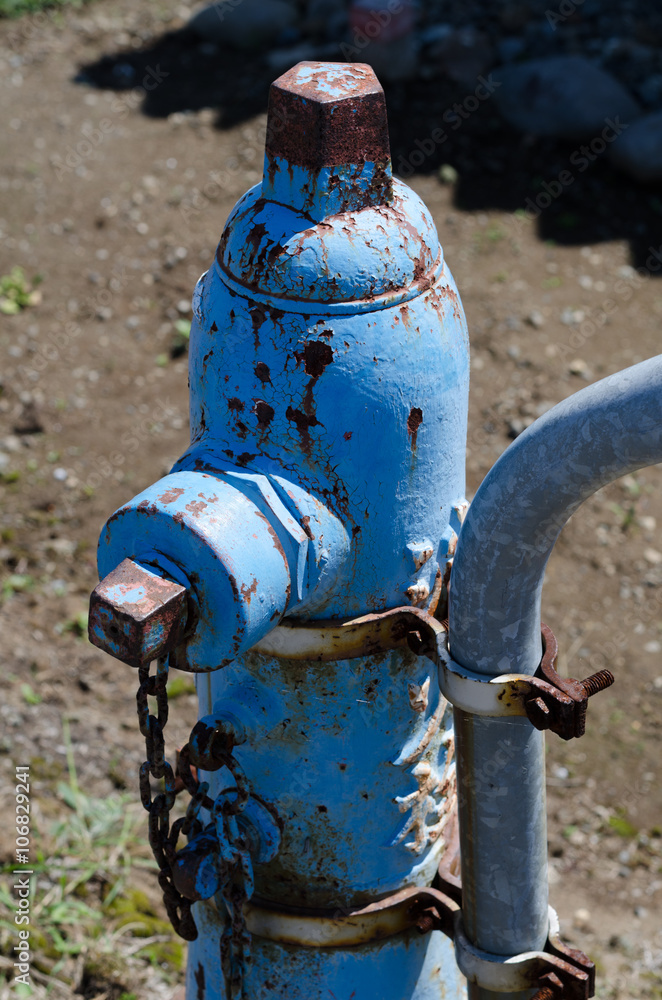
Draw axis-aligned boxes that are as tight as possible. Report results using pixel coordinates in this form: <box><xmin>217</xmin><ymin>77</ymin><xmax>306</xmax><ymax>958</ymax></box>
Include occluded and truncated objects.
<box><xmin>580</xmin><ymin>669</ymin><xmax>614</xmax><ymax>698</ymax></box>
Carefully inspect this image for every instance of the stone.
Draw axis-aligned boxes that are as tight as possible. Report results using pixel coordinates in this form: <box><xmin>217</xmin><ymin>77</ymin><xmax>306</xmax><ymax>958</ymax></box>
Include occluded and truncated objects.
<box><xmin>609</xmin><ymin>112</ymin><xmax>662</xmax><ymax>182</ymax></box>
<box><xmin>359</xmin><ymin>35</ymin><xmax>418</xmax><ymax>83</ymax></box>
<box><xmin>431</xmin><ymin>26</ymin><xmax>494</xmax><ymax>84</ymax></box>
<box><xmin>573</xmin><ymin>907</ymin><xmax>591</xmax><ymax>931</ymax></box>
<box><xmin>189</xmin><ymin>0</ymin><xmax>298</xmax><ymax>50</ymax></box>
<box><xmin>303</xmin><ymin>0</ymin><xmax>347</xmax><ymax>41</ymax></box>
<box><xmin>493</xmin><ymin>57</ymin><xmax>641</xmax><ymax>140</ymax></box>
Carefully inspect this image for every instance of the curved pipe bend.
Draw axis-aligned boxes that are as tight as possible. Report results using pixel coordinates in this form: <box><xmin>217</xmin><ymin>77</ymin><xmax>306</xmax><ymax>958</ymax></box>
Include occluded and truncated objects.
<box><xmin>450</xmin><ymin>354</ymin><xmax>662</xmax><ymax>677</ymax></box>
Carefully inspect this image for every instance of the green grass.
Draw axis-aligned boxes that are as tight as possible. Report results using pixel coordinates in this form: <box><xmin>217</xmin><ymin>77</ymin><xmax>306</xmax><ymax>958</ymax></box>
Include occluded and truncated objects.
<box><xmin>0</xmin><ymin>720</ymin><xmax>185</xmax><ymax>994</ymax></box>
<box><xmin>0</xmin><ymin>267</ymin><xmax>41</xmax><ymax>312</ymax></box>
<box><xmin>0</xmin><ymin>0</ymin><xmax>92</xmax><ymax>16</ymax></box>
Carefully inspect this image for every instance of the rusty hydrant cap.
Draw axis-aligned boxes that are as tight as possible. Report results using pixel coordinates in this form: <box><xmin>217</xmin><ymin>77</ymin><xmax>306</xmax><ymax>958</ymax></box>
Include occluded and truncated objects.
<box><xmin>215</xmin><ymin>61</ymin><xmax>442</xmax><ymax>308</ymax></box>
<box><xmin>265</xmin><ymin>61</ymin><xmax>391</xmax><ymax>174</ymax></box>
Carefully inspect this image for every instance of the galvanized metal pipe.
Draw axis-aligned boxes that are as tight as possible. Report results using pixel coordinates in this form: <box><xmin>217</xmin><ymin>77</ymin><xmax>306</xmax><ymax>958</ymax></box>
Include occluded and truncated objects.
<box><xmin>449</xmin><ymin>355</ymin><xmax>662</xmax><ymax>1000</ymax></box>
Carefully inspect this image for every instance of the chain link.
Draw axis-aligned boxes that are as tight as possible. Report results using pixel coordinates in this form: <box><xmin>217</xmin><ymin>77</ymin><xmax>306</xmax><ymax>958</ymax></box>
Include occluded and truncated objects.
<box><xmin>136</xmin><ymin>658</ymin><xmax>253</xmax><ymax>996</ymax></box>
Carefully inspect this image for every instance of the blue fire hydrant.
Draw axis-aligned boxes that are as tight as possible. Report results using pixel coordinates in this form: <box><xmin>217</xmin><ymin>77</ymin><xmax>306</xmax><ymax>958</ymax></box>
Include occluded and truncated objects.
<box><xmin>89</xmin><ymin>59</ymin><xmax>662</xmax><ymax>1000</ymax></box>
<box><xmin>89</xmin><ymin>62</ymin><xmax>469</xmax><ymax>999</ymax></box>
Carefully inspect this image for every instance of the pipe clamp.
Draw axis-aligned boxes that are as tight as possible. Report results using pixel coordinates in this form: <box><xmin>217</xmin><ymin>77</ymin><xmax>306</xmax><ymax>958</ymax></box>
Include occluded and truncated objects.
<box><xmin>452</xmin><ymin>906</ymin><xmax>594</xmax><ymax>998</ymax></box>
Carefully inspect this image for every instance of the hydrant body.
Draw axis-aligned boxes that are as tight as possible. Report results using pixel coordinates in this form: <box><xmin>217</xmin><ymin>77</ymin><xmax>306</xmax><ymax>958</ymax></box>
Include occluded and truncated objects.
<box><xmin>91</xmin><ymin>63</ymin><xmax>469</xmax><ymax>999</ymax></box>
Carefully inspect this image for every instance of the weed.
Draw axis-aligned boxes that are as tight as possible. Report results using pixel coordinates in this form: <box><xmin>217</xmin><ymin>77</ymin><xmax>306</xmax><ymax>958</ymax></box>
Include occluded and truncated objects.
<box><xmin>609</xmin><ymin>502</ymin><xmax>637</xmax><ymax>532</ymax></box>
<box><xmin>607</xmin><ymin>809</ymin><xmax>638</xmax><ymax>838</ymax></box>
<box><xmin>171</xmin><ymin>319</ymin><xmax>191</xmax><ymax>360</ymax></box>
<box><xmin>55</xmin><ymin>609</ymin><xmax>88</xmax><ymax>638</ymax></box>
<box><xmin>0</xmin><ymin>266</ymin><xmax>41</xmax><ymax>313</ymax></box>
<box><xmin>0</xmin><ymin>720</ymin><xmax>185</xmax><ymax>994</ymax></box>
<box><xmin>2</xmin><ymin>573</ymin><xmax>34</xmax><ymax>600</ymax></box>
<box><xmin>167</xmin><ymin>675</ymin><xmax>196</xmax><ymax>699</ymax></box>
<box><xmin>0</xmin><ymin>0</ymin><xmax>91</xmax><ymax>15</ymax></box>
<box><xmin>20</xmin><ymin>682</ymin><xmax>42</xmax><ymax>705</ymax></box>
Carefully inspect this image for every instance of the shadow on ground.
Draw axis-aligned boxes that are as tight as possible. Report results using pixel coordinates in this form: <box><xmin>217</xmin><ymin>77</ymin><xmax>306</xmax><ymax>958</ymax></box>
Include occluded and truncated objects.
<box><xmin>77</xmin><ymin>26</ymin><xmax>662</xmax><ymax>272</ymax></box>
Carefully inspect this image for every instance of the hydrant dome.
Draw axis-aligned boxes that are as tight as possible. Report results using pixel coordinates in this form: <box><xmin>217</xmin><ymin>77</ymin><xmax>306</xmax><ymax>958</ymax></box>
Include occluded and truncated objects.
<box><xmin>217</xmin><ymin>178</ymin><xmax>442</xmax><ymax>307</ymax></box>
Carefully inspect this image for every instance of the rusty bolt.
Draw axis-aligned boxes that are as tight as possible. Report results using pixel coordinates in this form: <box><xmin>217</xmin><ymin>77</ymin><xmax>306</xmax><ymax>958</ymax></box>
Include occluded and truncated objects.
<box><xmin>529</xmin><ymin>988</ymin><xmax>557</xmax><ymax>1000</ymax></box>
<box><xmin>414</xmin><ymin>907</ymin><xmax>439</xmax><ymax>934</ymax></box>
<box><xmin>89</xmin><ymin>557</ymin><xmax>188</xmax><ymax>668</ymax></box>
<box><xmin>580</xmin><ymin>669</ymin><xmax>614</xmax><ymax>698</ymax></box>
<box><xmin>526</xmin><ymin>695</ymin><xmax>551</xmax><ymax>730</ymax></box>
<box><xmin>266</xmin><ymin>62</ymin><xmax>390</xmax><ymax>170</ymax></box>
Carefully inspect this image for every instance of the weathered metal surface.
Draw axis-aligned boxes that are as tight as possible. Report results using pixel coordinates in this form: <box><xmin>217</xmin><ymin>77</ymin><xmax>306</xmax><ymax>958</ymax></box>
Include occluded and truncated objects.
<box><xmin>241</xmin><ymin>884</ymin><xmax>458</xmax><ymax>949</ymax></box>
<box><xmin>198</xmin><ymin>643</ymin><xmax>456</xmax><ymax>911</ymax></box>
<box><xmin>263</xmin><ymin>61</ymin><xmax>392</xmax><ymax>220</ymax></box>
<box><xmin>252</xmin><ymin>604</ymin><xmax>443</xmax><ymax>661</ymax></box>
<box><xmin>188</xmin><ymin>900</ymin><xmax>466</xmax><ymax>1000</ymax></box>
<box><xmin>88</xmin><ymin>557</ymin><xmax>188</xmax><ymax>667</ymax></box>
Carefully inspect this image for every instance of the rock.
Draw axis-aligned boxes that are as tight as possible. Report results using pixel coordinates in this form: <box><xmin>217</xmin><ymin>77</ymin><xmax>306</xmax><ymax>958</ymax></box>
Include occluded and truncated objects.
<box><xmin>494</xmin><ymin>57</ymin><xmax>641</xmax><ymax>140</ymax></box>
<box><xmin>189</xmin><ymin>0</ymin><xmax>298</xmax><ymax>50</ymax></box>
<box><xmin>266</xmin><ymin>42</ymin><xmax>336</xmax><ymax>74</ymax></box>
<box><xmin>609</xmin><ymin>112</ymin><xmax>662</xmax><ymax>181</ymax></box>
<box><xmin>439</xmin><ymin>164</ymin><xmax>458</xmax><ymax>185</ymax></box>
<box><xmin>430</xmin><ymin>26</ymin><xmax>494</xmax><ymax>84</ymax></box>
<box><xmin>13</xmin><ymin>401</ymin><xmax>43</xmax><ymax>435</ymax></box>
<box><xmin>568</xmin><ymin>358</ymin><xmax>590</xmax><ymax>377</ymax></box>
<box><xmin>526</xmin><ymin>309</ymin><xmax>544</xmax><ymax>328</ymax></box>
<box><xmin>359</xmin><ymin>35</ymin><xmax>418</xmax><ymax>83</ymax></box>
<box><xmin>637</xmin><ymin>74</ymin><xmax>662</xmax><ymax>108</ymax></box>
<box><xmin>497</xmin><ymin>36</ymin><xmax>526</xmax><ymax>64</ymax></box>
<box><xmin>573</xmin><ymin>907</ymin><xmax>591</xmax><ymax>931</ymax></box>
<box><xmin>303</xmin><ymin>0</ymin><xmax>347</xmax><ymax>41</ymax></box>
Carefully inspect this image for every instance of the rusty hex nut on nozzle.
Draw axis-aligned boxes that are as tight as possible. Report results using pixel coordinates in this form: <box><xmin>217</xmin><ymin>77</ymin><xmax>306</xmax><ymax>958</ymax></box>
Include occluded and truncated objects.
<box><xmin>88</xmin><ymin>557</ymin><xmax>188</xmax><ymax>668</ymax></box>
<box><xmin>266</xmin><ymin>61</ymin><xmax>391</xmax><ymax>170</ymax></box>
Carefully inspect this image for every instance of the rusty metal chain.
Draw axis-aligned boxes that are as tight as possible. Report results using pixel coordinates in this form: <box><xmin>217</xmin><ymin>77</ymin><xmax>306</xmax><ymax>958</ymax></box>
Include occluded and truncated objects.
<box><xmin>136</xmin><ymin>658</ymin><xmax>253</xmax><ymax>997</ymax></box>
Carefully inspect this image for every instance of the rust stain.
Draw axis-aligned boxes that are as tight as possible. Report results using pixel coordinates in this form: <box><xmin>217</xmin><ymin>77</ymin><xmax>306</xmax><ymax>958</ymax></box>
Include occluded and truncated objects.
<box><xmin>298</xmin><ymin>340</ymin><xmax>334</xmax><ymax>377</ymax></box>
<box><xmin>408</xmin><ymin>677</ymin><xmax>430</xmax><ymax>714</ymax></box>
<box><xmin>254</xmin><ymin>400</ymin><xmax>275</xmax><ymax>429</ymax></box>
<box><xmin>300</xmin><ymin>514</ymin><xmax>314</xmax><ymax>539</ymax></box>
<box><xmin>343</xmin><ymin>431</ymin><xmax>353</xmax><ymax>441</ymax></box>
<box><xmin>136</xmin><ymin>499</ymin><xmax>159</xmax><ymax>515</ymax></box>
<box><xmin>158</xmin><ymin>487</ymin><xmax>185</xmax><ymax>505</ymax></box>
<box><xmin>286</xmin><ymin>405</ymin><xmax>320</xmax><ymax>454</ymax></box>
<box><xmin>236</xmin><ymin>452</ymin><xmax>257</xmax><ymax>467</ymax></box>
<box><xmin>407</xmin><ymin>407</ymin><xmax>423</xmax><ymax>450</ymax></box>
<box><xmin>254</xmin><ymin>361</ymin><xmax>272</xmax><ymax>384</ymax></box>
<box><xmin>185</xmin><ymin>500</ymin><xmax>207</xmax><ymax>516</ymax></box>
<box><xmin>227</xmin><ymin>573</ymin><xmax>239</xmax><ymax>600</ymax></box>
<box><xmin>240</xmin><ymin>577</ymin><xmax>258</xmax><ymax>604</ymax></box>
<box><xmin>227</xmin><ymin>397</ymin><xmax>244</xmax><ymax>413</ymax></box>
<box><xmin>210</xmin><ymin>321</ymin><xmax>218</xmax><ymax>333</ymax></box>
<box><xmin>195</xmin><ymin>961</ymin><xmax>205</xmax><ymax>1000</ymax></box>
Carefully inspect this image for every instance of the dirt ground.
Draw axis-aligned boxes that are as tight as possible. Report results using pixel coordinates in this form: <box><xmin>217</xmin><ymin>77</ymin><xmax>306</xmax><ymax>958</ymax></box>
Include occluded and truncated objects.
<box><xmin>1</xmin><ymin>1</ymin><xmax>661</xmax><ymax>997</ymax></box>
